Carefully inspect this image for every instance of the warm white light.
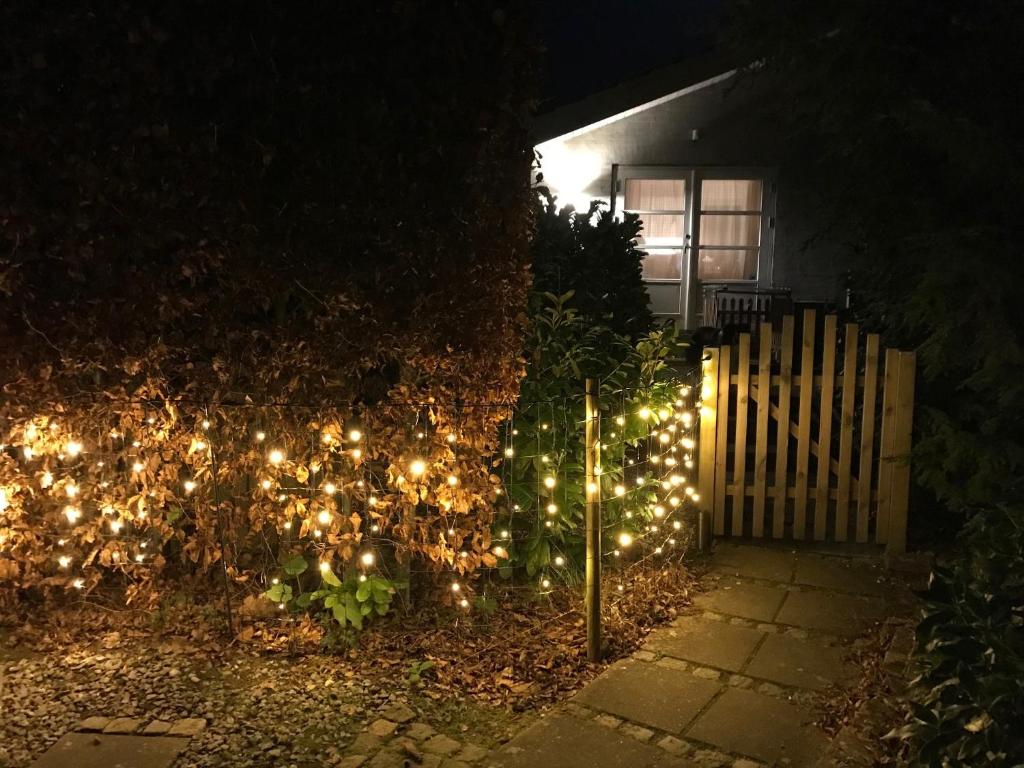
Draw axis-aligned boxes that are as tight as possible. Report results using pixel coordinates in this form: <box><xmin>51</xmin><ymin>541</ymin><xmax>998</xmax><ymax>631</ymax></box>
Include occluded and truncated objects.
<box><xmin>135</xmin><ymin>554</ymin><xmax>145</xmax><ymax>563</ymax></box>
<box><xmin>618</xmin><ymin>532</ymin><xmax>633</xmax><ymax>547</ymax></box>
<box><xmin>368</xmin><ymin>495</ymin><xmax>378</xmax><ymax>507</ymax></box>
<box><xmin>58</xmin><ymin>555</ymin><xmax>71</xmax><ymax>568</ymax></box>
<box><xmin>504</xmin><ymin>447</ymin><xmax>514</xmax><ymax>457</ymax></box>
<box><xmin>184</xmin><ymin>480</ymin><xmax>196</xmax><ymax>493</ymax></box>
<box><xmin>554</xmin><ymin>555</ymin><xmax>565</xmax><ymax>566</ymax></box>
<box><xmin>261</xmin><ymin>479</ymin><xmax>272</xmax><ymax>490</ymax></box>
<box><xmin>348</xmin><ymin>429</ymin><xmax>362</xmax><ymax>442</ymax></box>
<box><xmin>201</xmin><ymin>419</ymin><xmax>210</xmax><ymax>430</ymax></box>
<box><xmin>65</xmin><ymin>483</ymin><xmax>78</xmax><ymax>498</ymax></box>
<box><xmin>546</xmin><ymin>503</ymin><xmax>558</xmax><ymax>515</ymax></box>
<box><xmin>541</xmin><ymin>578</ymin><xmax>551</xmax><ymax>589</ymax></box>
<box><xmin>543</xmin><ymin>476</ymin><xmax>556</xmax><ymax>489</ymax></box>
<box><xmin>351</xmin><ymin>448</ymin><xmax>362</xmax><ymax>459</ymax></box>
<box><xmin>447</xmin><ymin>474</ymin><xmax>459</xmax><ymax>487</ymax></box>
<box><xmin>64</xmin><ymin>506</ymin><xmax>81</xmax><ymax>523</ymax></box>
<box><xmin>500</xmin><ymin>529</ymin><xmax>510</xmax><ymax>539</ymax></box>
<box><xmin>615</xmin><ymin>416</ymin><xmax>625</xmax><ymax>426</ymax></box>
<box><xmin>587</xmin><ymin>482</ymin><xmax>598</xmax><ymax>494</ymax></box>
<box><xmin>360</xmin><ymin>551</ymin><xmax>375</xmax><ymax>567</ymax></box>
<box><xmin>654</xmin><ymin>505</ymin><xmax>665</xmax><ymax>517</ymax></box>
<box><xmin>446</xmin><ymin>433</ymin><xmax>457</xmax><ymax>444</ymax></box>
<box><xmin>317</xmin><ymin>510</ymin><xmax>332</xmax><ymax>525</ymax></box>
<box><xmin>669</xmin><ymin>496</ymin><xmax>680</xmax><ymax>507</ymax></box>
<box><xmin>451</xmin><ymin>582</ymin><xmax>461</xmax><ymax>592</ymax></box>
<box><xmin>659</xmin><ymin>433</ymin><xmax>670</xmax><ymax>444</ymax></box>
<box><xmin>255</xmin><ymin>431</ymin><xmax>266</xmax><ymax>442</ymax></box>
<box><xmin>614</xmin><ymin>484</ymin><xmax>626</xmax><ymax>497</ymax></box>
<box><xmin>673</xmin><ymin>520</ymin><xmax>682</xmax><ymax>530</ymax></box>
<box><xmin>409</xmin><ymin>459</ymin><xmax>426</xmax><ymax>478</ymax></box>
<box><xmin>268</xmin><ymin>449</ymin><xmax>285</xmax><ymax>465</ymax></box>
<box><xmin>493</xmin><ymin>546</ymin><xmax>505</xmax><ymax>558</ymax></box>
<box><xmin>66</xmin><ymin>441</ymin><xmax>83</xmax><ymax>457</ymax></box>
<box><xmin>323</xmin><ymin>482</ymin><xmax>336</xmax><ymax>495</ymax></box>
<box><xmin>72</xmin><ymin>578</ymin><xmax>85</xmax><ymax>590</ymax></box>
<box><xmin>459</xmin><ymin>598</ymin><xmax>469</xmax><ymax>608</ymax></box>
<box><xmin>110</xmin><ymin>519</ymin><xmax>123</xmax><ymax>533</ymax></box>
<box><xmin>23</xmin><ymin>446</ymin><xmax>34</xmax><ymax>460</ymax></box>
<box><xmin>638</xmin><ymin>407</ymin><xmax>651</xmax><ymax>420</ymax></box>
<box><xmin>132</xmin><ymin>461</ymin><xmax>144</xmax><ymax>473</ymax></box>
<box><xmin>658</xmin><ymin>409</ymin><xmax>670</xmax><ymax>420</ymax></box>
<box><xmin>692</xmin><ymin>493</ymin><xmax>701</xmax><ymax>502</ymax></box>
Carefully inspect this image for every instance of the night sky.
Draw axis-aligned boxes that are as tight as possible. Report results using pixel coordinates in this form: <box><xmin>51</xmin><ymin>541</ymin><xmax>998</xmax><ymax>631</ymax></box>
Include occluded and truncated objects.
<box><xmin>537</xmin><ymin>0</ymin><xmax>721</xmax><ymax>110</ymax></box>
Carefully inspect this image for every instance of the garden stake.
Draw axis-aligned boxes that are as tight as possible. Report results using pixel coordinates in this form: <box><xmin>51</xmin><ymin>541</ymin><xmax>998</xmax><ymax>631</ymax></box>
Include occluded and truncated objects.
<box><xmin>584</xmin><ymin>378</ymin><xmax>601</xmax><ymax>662</ymax></box>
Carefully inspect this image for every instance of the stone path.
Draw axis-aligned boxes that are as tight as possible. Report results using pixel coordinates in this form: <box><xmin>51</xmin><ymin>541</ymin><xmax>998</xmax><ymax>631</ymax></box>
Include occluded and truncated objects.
<box><xmin>491</xmin><ymin>542</ymin><xmax>912</xmax><ymax>768</ymax></box>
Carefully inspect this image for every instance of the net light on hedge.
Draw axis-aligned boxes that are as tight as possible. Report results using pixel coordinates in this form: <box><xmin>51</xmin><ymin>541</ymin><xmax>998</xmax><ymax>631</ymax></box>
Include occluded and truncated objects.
<box><xmin>409</xmin><ymin>459</ymin><xmax>426</xmax><ymax>478</ymax></box>
<box><xmin>268</xmin><ymin>449</ymin><xmax>285</xmax><ymax>465</ymax></box>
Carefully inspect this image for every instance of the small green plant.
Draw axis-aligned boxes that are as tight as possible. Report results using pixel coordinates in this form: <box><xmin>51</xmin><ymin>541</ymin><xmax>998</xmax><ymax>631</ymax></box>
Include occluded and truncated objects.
<box><xmin>406</xmin><ymin>659</ymin><xmax>435</xmax><ymax>685</ymax></box>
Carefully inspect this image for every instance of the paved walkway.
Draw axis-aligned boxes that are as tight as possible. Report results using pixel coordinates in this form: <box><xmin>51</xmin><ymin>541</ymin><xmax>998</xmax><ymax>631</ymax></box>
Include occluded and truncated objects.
<box><xmin>491</xmin><ymin>542</ymin><xmax>910</xmax><ymax>768</ymax></box>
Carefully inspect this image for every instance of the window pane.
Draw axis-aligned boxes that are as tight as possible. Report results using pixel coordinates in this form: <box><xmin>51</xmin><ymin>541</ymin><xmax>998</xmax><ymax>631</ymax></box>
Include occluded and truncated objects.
<box><xmin>635</xmin><ymin>214</ymin><xmax>684</xmax><ymax>246</ymax></box>
<box><xmin>641</xmin><ymin>248</ymin><xmax>683</xmax><ymax>280</ymax></box>
<box><xmin>625</xmin><ymin>178</ymin><xmax>685</xmax><ymax>211</ymax></box>
<box><xmin>698</xmin><ymin>248</ymin><xmax>758</xmax><ymax>281</ymax></box>
<box><xmin>701</xmin><ymin>179</ymin><xmax>762</xmax><ymax>211</ymax></box>
<box><xmin>700</xmin><ymin>214</ymin><xmax>761</xmax><ymax>248</ymax></box>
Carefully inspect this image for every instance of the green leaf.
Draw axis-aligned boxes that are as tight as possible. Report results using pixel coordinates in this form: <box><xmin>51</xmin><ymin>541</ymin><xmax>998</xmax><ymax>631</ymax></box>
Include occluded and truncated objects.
<box><xmin>321</xmin><ymin>568</ymin><xmax>341</xmax><ymax>587</ymax></box>
<box><xmin>282</xmin><ymin>555</ymin><xmax>308</xmax><ymax>576</ymax></box>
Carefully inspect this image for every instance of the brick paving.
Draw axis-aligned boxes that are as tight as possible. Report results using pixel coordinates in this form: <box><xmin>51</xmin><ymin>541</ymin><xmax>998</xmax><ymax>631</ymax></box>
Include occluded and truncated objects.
<box><xmin>490</xmin><ymin>542</ymin><xmax>912</xmax><ymax>768</ymax></box>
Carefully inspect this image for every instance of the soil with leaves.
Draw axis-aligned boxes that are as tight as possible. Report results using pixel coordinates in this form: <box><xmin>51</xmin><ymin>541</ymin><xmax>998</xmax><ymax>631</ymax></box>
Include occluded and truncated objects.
<box><xmin>0</xmin><ymin>561</ymin><xmax>700</xmax><ymax>767</ymax></box>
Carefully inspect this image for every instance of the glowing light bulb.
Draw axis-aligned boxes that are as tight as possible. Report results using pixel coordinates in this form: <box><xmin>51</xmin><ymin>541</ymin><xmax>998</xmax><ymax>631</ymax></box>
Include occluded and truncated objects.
<box><xmin>194</xmin><ymin>440</ymin><xmax>206</xmax><ymax>451</ymax></box>
<box><xmin>110</xmin><ymin>519</ymin><xmax>123</xmax><ymax>533</ymax></box>
<box><xmin>554</xmin><ymin>555</ymin><xmax>565</xmax><ymax>566</ymax></box>
<box><xmin>317</xmin><ymin>510</ymin><xmax>332</xmax><ymax>525</ymax></box>
<box><xmin>504</xmin><ymin>447</ymin><xmax>514</xmax><ymax>457</ymax></box>
<box><xmin>360</xmin><ymin>551</ymin><xmax>375</xmax><ymax>567</ymax></box>
<box><xmin>447</xmin><ymin>474</ymin><xmax>459</xmax><ymax>487</ymax></box>
<box><xmin>618</xmin><ymin>532</ymin><xmax>633</xmax><ymax>547</ymax></box>
<box><xmin>65</xmin><ymin>441</ymin><xmax>83</xmax><ymax>457</ymax></box>
<box><xmin>64</xmin><ymin>506</ymin><xmax>81</xmax><ymax>523</ymax></box>
<box><xmin>323</xmin><ymin>482</ymin><xmax>336</xmax><ymax>495</ymax></box>
<box><xmin>184</xmin><ymin>480</ymin><xmax>196</xmax><ymax>493</ymax></box>
<box><xmin>72</xmin><ymin>578</ymin><xmax>85</xmax><ymax>590</ymax></box>
<box><xmin>201</xmin><ymin>419</ymin><xmax>210</xmax><ymax>430</ymax></box>
<box><xmin>659</xmin><ymin>433</ymin><xmax>670</xmax><ymax>444</ymax></box>
<box><xmin>446</xmin><ymin>433</ymin><xmax>457</xmax><ymax>444</ymax></box>
<box><xmin>319</xmin><ymin>561</ymin><xmax>331</xmax><ymax>573</ymax></box>
<box><xmin>459</xmin><ymin>598</ymin><xmax>469</xmax><ymax>608</ymax></box>
<box><xmin>255</xmin><ymin>431</ymin><xmax>266</xmax><ymax>442</ymax></box>
<box><xmin>132</xmin><ymin>461</ymin><xmax>144</xmax><ymax>473</ymax></box>
<box><xmin>65</xmin><ymin>483</ymin><xmax>78</xmax><ymax>498</ymax></box>
<box><xmin>614</xmin><ymin>484</ymin><xmax>626</xmax><ymax>497</ymax></box>
<box><xmin>492</xmin><ymin>546</ymin><xmax>505</xmax><ymax>558</ymax></box>
<box><xmin>409</xmin><ymin>459</ymin><xmax>426</xmax><ymax>478</ymax></box>
<box><xmin>500</xmin><ymin>529</ymin><xmax>510</xmax><ymax>539</ymax></box>
<box><xmin>669</xmin><ymin>496</ymin><xmax>680</xmax><ymax>507</ymax></box>
<box><xmin>348</xmin><ymin>429</ymin><xmax>362</xmax><ymax>442</ymax></box>
<box><xmin>615</xmin><ymin>416</ymin><xmax>625</xmax><ymax>426</ymax></box>
<box><xmin>451</xmin><ymin>582</ymin><xmax>461</xmax><ymax>592</ymax></box>
<box><xmin>368</xmin><ymin>495</ymin><xmax>378</xmax><ymax>507</ymax></box>
<box><xmin>261</xmin><ymin>479</ymin><xmax>272</xmax><ymax>490</ymax></box>
<box><xmin>268</xmin><ymin>449</ymin><xmax>285</xmax><ymax>465</ymax></box>
<box><xmin>638</xmin><ymin>407</ymin><xmax>651</xmax><ymax>420</ymax></box>
<box><xmin>587</xmin><ymin>482</ymin><xmax>598</xmax><ymax>494</ymax></box>
<box><xmin>135</xmin><ymin>554</ymin><xmax>145</xmax><ymax>563</ymax></box>
<box><xmin>546</xmin><ymin>503</ymin><xmax>558</xmax><ymax>515</ymax></box>
<box><xmin>658</xmin><ymin>408</ymin><xmax>670</xmax><ymax>420</ymax></box>
<box><xmin>692</xmin><ymin>493</ymin><xmax>701</xmax><ymax>502</ymax></box>
<box><xmin>673</xmin><ymin>520</ymin><xmax>682</xmax><ymax>530</ymax></box>
<box><xmin>23</xmin><ymin>447</ymin><xmax>34</xmax><ymax>460</ymax></box>
<box><xmin>541</xmin><ymin>578</ymin><xmax>551</xmax><ymax>589</ymax></box>
<box><xmin>58</xmin><ymin>555</ymin><xmax>71</xmax><ymax>568</ymax></box>
<box><xmin>40</xmin><ymin>471</ymin><xmax>53</xmax><ymax>488</ymax></box>
<box><xmin>543</xmin><ymin>476</ymin><xmax>556</xmax><ymax>489</ymax></box>
<box><xmin>351</xmin><ymin>448</ymin><xmax>362</xmax><ymax>459</ymax></box>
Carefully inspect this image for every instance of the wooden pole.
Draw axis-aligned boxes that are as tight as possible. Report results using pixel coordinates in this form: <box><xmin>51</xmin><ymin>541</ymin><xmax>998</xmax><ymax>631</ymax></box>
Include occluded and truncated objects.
<box><xmin>584</xmin><ymin>377</ymin><xmax>602</xmax><ymax>662</ymax></box>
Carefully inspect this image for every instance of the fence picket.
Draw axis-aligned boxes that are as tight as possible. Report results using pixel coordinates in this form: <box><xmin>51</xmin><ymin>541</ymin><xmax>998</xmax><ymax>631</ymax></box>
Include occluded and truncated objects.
<box><xmin>813</xmin><ymin>315</ymin><xmax>837</xmax><ymax>540</ymax></box>
<box><xmin>752</xmin><ymin>325</ymin><xmax>772</xmax><ymax>537</ymax></box>
<box><xmin>887</xmin><ymin>352</ymin><xmax>916</xmax><ymax>555</ymax></box>
<box><xmin>835</xmin><ymin>323</ymin><xmax>858</xmax><ymax>541</ymax></box>
<box><xmin>731</xmin><ymin>334</ymin><xmax>751</xmax><ymax>536</ymax></box>
<box><xmin>793</xmin><ymin>309</ymin><xmax>816</xmax><ymax>539</ymax></box>
<box><xmin>876</xmin><ymin>349</ymin><xmax>899</xmax><ymax>544</ymax></box>
<box><xmin>772</xmin><ymin>315</ymin><xmax>794</xmax><ymax>538</ymax></box>
<box><xmin>856</xmin><ymin>334</ymin><xmax>880</xmax><ymax>543</ymax></box>
<box><xmin>697</xmin><ymin>348</ymin><xmax>719</xmax><ymax>518</ymax></box>
<box><xmin>713</xmin><ymin>344</ymin><xmax>732</xmax><ymax>536</ymax></box>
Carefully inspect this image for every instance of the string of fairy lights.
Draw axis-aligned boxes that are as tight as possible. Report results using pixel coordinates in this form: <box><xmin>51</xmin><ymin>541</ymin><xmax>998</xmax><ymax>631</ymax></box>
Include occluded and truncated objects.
<box><xmin>0</xmin><ymin>369</ymin><xmax>704</xmax><ymax>619</ymax></box>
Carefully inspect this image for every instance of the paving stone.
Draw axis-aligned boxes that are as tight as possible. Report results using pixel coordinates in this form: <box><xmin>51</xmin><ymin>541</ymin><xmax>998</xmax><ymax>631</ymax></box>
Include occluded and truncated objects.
<box><xmin>732</xmin><ymin>760</ymin><xmax>765</xmax><ymax>768</ymax></box>
<box><xmin>792</xmin><ymin>555</ymin><xmax>887</xmax><ymax>596</ymax></box>
<box><xmin>166</xmin><ymin>718</ymin><xmax>207</xmax><ymax>737</ymax></box>
<box><xmin>687</xmin><ymin>688</ymin><xmax>829</xmax><ymax>765</ymax></box>
<box><xmin>620</xmin><ymin>723</ymin><xmax>655</xmax><ymax>742</ymax></box>
<box><xmin>574</xmin><ymin>658</ymin><xmax>721</xmax><ymax>734</ymax></box>
<box><xmin>422</xmin><ymin>733</ymin><xmax>462</xmax><ymax>756</ymax></box>
<box><xmin>351</xmin><ymin>733</ymin><xmax>383</xmax><ymax>752</ymax></box>
<box><xmin>490</xmin><ymin>713</ymin><xmax>666</xmax><ymax>768</ymax></box>
<box><xmin>692</xmin><ymin>666</ymin><xmax>722</xmax><ymax>680</ymax></box>
<box><xmin>30</xmin><ymin>733</ymin><xmax>189</xmax><ymax>768</ymax></box>
<box><xmin>369</xmin><ymin>718</ymin><xmax>398</xmax><ymax>737</ymax></box>
<box><xmin>774</xmin><ymin>590</ymin><xmax>887</xmax><ymax>636</ymax></box>
<box><xmin>710</xmin><ymin>544</ymin><xmax>796</xmax><ymax>582</ymax></box>
<box><xmin>745</xmin><ymin>633</ymin><xmax>856</xmax><ymax>690</ymax></box>
<box><xmin>656</xmin><ymin>735</ymin><xmax>691</xmax><ymax>755</ymax></box>
<box><xmin>336</xmin><ymin>757</ymin><xmax>367</xmax><ymax>768</ymax></box>
<box><xmin>103</xmin><ymin>717</ymin><xmax>143</xmax><ymax>734</ymax></box>
<box><xmin>563</xmin><ymin>702</ymin><xmax>591</xmax><ymax>718</ymax></box>
<box><xmin>446</xmin><ymin>761</ymin><xmax>471</xmax><ymax>768</ymax></box>
<box><xmin>380</xmin><ymin>703</ymin><xmax>416</xmax><ymax>723</ymax></box>
<box><xmin>367</xmin><ymin>749</ymin><xmax>406</xmax><ymax>768</ymax></box>
<box><xmin>594</xmin><ymin>713</ymin><xmax>622</xmax><ymax>729</ymax></box>
<box><xmin>76</xmin><ymin>717</ymin><xmax>110</xmax><ymax>732</ymax></box>
<box><xmin>406</xmin><ymin>722</ymin><xmax>435</xmax><ymax>740</ymax></box>
<box><xmin>632</xmin><ymin>649</ymin><xmax>657</xmax><ymax>661</ymax></box>
<box><xmin>689</xmin><ymin>748</ymin><xmax>734</xmax><ymax>767</ymax></box>
<box><xmin>646</xmin><ymin>618</ymin><xmax>764</xmax><ymax>672</ymax></box>
<box><xmin>655</xmin><ymin>656</ymin><xmax>689</xmax><ymax>671</ymax></box>
<box><xmin>728</xmin><ymin>674</ymin><xmax>753</xmax><ymax>688</ymax></box>
<box><xmin>456</xmin><ymin>743</ymin><xmax>489</xmax><ymax>762</ymax></box>
<box><xmin>693</xmin><ymin>581</ymin><xmax>788</xmax><ymax>623</ymax></box>
<box><xmin>141</xmin><ymin>720</ymin><xmax>173</xmax><ymax>736</ymax></box>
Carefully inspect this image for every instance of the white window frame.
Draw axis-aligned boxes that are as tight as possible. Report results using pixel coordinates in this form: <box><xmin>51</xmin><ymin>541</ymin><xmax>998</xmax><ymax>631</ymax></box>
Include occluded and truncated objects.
<box><xmin>611</xmin><ymin>165</ymin><xmax>777</xmax><ymax>328</ymax></box>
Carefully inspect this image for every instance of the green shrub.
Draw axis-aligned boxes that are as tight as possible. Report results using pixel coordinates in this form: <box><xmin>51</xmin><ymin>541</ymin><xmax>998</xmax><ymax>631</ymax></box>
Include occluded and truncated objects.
<box><xmin>891</xmin><ymin>504</ymin><xmax>1024</xmax><ymax>765</ymax></box>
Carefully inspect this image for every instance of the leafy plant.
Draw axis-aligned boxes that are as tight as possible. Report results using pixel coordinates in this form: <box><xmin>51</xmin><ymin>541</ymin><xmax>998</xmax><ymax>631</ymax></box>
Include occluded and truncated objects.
<box><xmin>889</xmin><ymin>504</ymin><xmax>1024</xmax><ymax>765</ymax></box>
<box><xmin>406</xmin><ymin>659</ymin><xmax>435</xmax><ymax>685</ymax></box>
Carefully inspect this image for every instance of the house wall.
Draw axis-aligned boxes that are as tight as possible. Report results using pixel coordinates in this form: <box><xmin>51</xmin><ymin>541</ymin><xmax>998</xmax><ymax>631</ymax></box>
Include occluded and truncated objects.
<box><xmin>535</xmin><ymin>71</ymin><xmax>849</xmax><ymax>326</ymax></box>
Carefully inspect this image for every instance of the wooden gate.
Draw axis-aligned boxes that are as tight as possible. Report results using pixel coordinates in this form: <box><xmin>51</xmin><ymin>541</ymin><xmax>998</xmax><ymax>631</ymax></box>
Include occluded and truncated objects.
<box><xmin>696</xmin><ymin>310</ymin><xmax>916</xmax><ymax>553</ymax></box>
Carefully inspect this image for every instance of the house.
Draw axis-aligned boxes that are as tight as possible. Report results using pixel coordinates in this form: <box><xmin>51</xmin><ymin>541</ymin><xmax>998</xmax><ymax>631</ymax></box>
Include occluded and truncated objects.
<box><xmin>534</xmin><ymin>57</ymin><xmax>849</xmax><ymax>330</ymax></box>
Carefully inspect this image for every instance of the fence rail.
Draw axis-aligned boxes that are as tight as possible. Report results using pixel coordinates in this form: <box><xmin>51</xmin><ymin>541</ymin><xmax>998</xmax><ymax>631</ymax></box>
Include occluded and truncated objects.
<box><xmin>696</xmin><ymin>309</ymin><xmax>915</xmax><ymax>553</ymax></box>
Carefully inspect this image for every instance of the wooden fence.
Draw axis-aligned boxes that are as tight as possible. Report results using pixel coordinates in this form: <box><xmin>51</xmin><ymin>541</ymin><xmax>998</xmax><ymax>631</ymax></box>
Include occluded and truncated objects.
<box><xmin>696</xmin><ymin>310</ymin><xmax>915</xmax><ymax>553</ymax></box>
